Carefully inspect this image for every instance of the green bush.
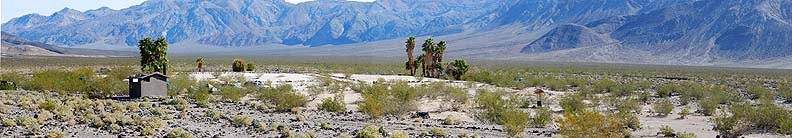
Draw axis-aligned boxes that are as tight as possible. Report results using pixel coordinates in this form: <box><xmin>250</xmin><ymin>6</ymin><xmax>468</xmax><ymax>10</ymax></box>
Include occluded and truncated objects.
<box><xmin>357</xmin><ymin>82</ymin><xmax>419</xmax><ymax>118</ymax></box>
<box><xmin>656</xmin><ymin>84</ymin><xmax>677</xmax><ymax>98</ymax></box>
<box><xmin>679</xmin><ymin>106</ymin><xmax>690</xmax><ymax>119</ymax></box>
<box><xmin>559</xmin><ymin>111</ymin><xmax>626</xmax><ymax>137</ymax></box>
<box><xmin>501</xmin><ymin>109</ymin><xmax>529</xmax><ymax>136</ymax></box>
<box><xmin>592</xmin><ymin>79</ymin><xmax>617</xmax><ymax>93</ymax></box>
<box><xmin>141</xmin><ymin>127</ymin><xmax>156</xmax><ymax>136</ymax></box>
<box><xmin>355</xmin><ymin>125</ymin><xmax>381</xmax><ymax>138</ymax></box>
<box><xmin>653</xmin><ymin>99</ymin><xmax>673</xmax><ymax>116</ymax></box>
<box><xmin>475</xmin><ymin>89</ymin><xmax>509</xmax><ymax>123</ymax></box>
<box><xmin>677</xmin><ymin>132</ymin><xmax>696</xmax><ymax>138</ymax></box>
<box><xmin>38</xmin><ymin>98</ymin><xmax>60</xmax><ymax>111</ymax></box>
<box><xmin>205</xmin><ymin>109</ymin><xmax>222</xmax><ymax>118</ymax></box>
<box><xmin>778</xmin><ymin>118</ymin><xmax>792</xmax><ymax>135</ymax></box>
<box><xmin>659</xmin><ymin>125</ymin><xmax>674</xmax><ymax>137</ymax></box>
<box><xmin>559</xmin><ymin>93</ymin><xmax>585</xmax><ymax>113</ymax></box>
<box><xmin>219</xmin><ymin>86</ymin><xmax>247</xmax><ymax>102</ymax></box>
<box><xmin>748</xmin><ymin>85</ymin><xmax>772</xmax><ymax>100</ymax></box>
<box><xmin>428</xmin><ymin>128</ymin><xmax>447</xmax><ymax>137</ymax></box>
<box><xmin>318</xmin><ymin>94</ymin><xmax>346</xmax><ymax>112</ymax></box>
<box><xmin>166</xmin><ymin>128</ymin><xmax>193</xmax><ymax>138</ymax></box>
<box><xmin>697</xmin><ymin>98</ymin><xmax>717</xmax><ymax>116</ymax></box>
<box><xmin>610</xmin><ymin>112</ymin><xmax>641</xmax><ymax>130</ymax></box>
<box><xmin>168</xmin><ymin>74</ymin><xmax>194</xmax><ymax>96</ymax></box>
<box><xmin>779</xmin><ymin>84</ymin><xmax>792</xmax><ymax>101</ymax></box>
<box><xmin>443</xmin><ymin>115</ymin><xmax>462</xmax><ymax>125</ymax></box>
<box><xmin>231</xmin><ymin>115</ymin><xmax>253</xmax><ymax>127</ymax></box>
<box><xmin>16</xmin><ymin>115</ymin><xmax>38</xmax><ymax>127</ymax></box>
<box><xmin>46</xmin><ymin>130</ymin><xmax>66</xmax><ymax>138</ymax></box>
<box><xmin>544</xmin><ymin>78</ymin><xmax>568</xmax><ymax>91</ymax></box>
<box><xmin>531</xmin><ymin>107</ymin><xmax>553</xmax><ymax>128</ymax></box>
<box><xmin>258</xmin><ymin>84</ymin><xmax>308</xmax><ymax>111</ymax></box>
<box><xmin>2</xmin><ymin>118</ymin><xmax>17</xmax><ymax>127</ymax></box>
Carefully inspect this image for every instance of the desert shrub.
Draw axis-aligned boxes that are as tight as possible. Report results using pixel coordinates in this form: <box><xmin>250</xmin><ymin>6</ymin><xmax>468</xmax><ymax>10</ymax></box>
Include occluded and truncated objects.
<box><xmin>205</xmin><ymin>109</ymin><xmax>222</xmax><ymax>118</ymax></box>
<box><xmin>138</xmin><ymin>117</ymin><xmax>164</xmax><ymax>129</ymax></box>
<box><xmin>592</xmin><ymin>79</ymin><xmax>617</xmax><ymax>93</ymax></box>
<box><xmin>16</xmin><ymin>115</ymin><xmax>38</xmax><ymax>127</ymax></box>
<box><xmin>697</xmin><ymin>98</ymin><xmax>717</xmax><ymax>116</ymax></box>
<box><xmin>659</xmin><ymin>125</ymin><xmax>675</xmax><ymax>137</ymax></box>
<box><xmin>258</xmin><ymin>84</ymin><xmax>308</xmax><ymax>111</ymax></box>
<box><xmin>2</xmin><ymin>118</ymin><xmax>17</xmax><ymax>127</ymax></box>
<box><xmin>558</xmin><ymin>111</ymin><xmax>625</xmax><ymax>137</ymax></box>
<box><xmin>38</xmin><ymin>98</ymin><xmax>60</xmax><ymax>111</ymax></box>
<box><xmin>166</xmin><ymin>128</ymin><xmax>193</xmax><ymax>138</ymax></box>
<box><xmin>656</xmin><ymin>84</ymin><xmax>677</xmax><ymax>98</ymax></box>
<box><xmin>37</xmin><ymin>111</ymin><xmax>54</xmax><ymax>122</ymax></box>
<box><xmin>218</xmin><ymin>86</ymin><xmax>247</xmax><ymax>102</ymax></box>
<box><xmin>141</xmin><ymin>127</ymin><xmax>156</xmax><ymax>136</ymax></box>
<box><xmin>443</xmin><ymin>115</ymin><xmax>462</xmax><ymax>125</ymax></box>
<box><xmin>558</xmin><ymin>111</ymin><xmax>626</xmax><ymax>137</ymax></box>
<box><xmin>616</xmin><ymin>98</ymin><xmax>642</xmax><ymax>113</ymax></box>
<box><xmin>779</xmin><ymin>83</ymin><xmax>792</xmax><ymax>101</ymax></box>
<box><xmin>320</xmin><ymin>122</ymin><xmax>333</xmax><ymax>130</ymax></box>
<box><xmin>544</xmin><ymin>78</ymin><xmax>568</xmax><ymax>91</ymax></box>
<box><xmin>713</xmin><ymin>114</ymin><xmax>745</xmax><ymax>137</ymax></box>
<box><xmin>357</xmin><ymin>82</ymin><xmax>419</xmax><ymax>118</ymax></box>
<box><xmin>501</xmin><ymin>109</ymin><xmax>529</xmax><ymax>136</ymax></box>
<box><xmin>679</xmin><ymin>106</ymin><xmax>690</xmax><ymax>119</ymax></box>
<box><xmin>187</xmin><ymin>81</ymin><xmax>213</xmax><ymax>102</ymax></box>
<box><xmin>355</xmin><ymin>125</ymin><xmax>381</xmax><ymax>138</ymax></box>
<box><xmin>168</xmin><ymin>74</ymin><xmax>194</xmax><ymax>96</ymax></box>
<box><xmin>653</xmin><ymin>99</ymin><xmax>673</xmax><ymax>116</ymax></box>
<box><xmin>610</xmin><ymin>112</ymin><xmax>641</xmax><ymax>130</ymax></box>
<box><xmin>428</xmin><ymin>128</ymin><xmax>447</xmax><ymax>137</ymax></box>
<box><xmin>231</xmin><ymin>115</ymin><xmax>253</xmax><ymax>127</ymax></box>
<box><xmin>531</xmin><ymin>107</ymin><xmax>553</xmax><ymax>128</ymax></box>
<box><xmin>778</xmin><ymin>118</ymin><xmax>792</xmax><ymax>135</ymax></box>
<box><xmin>475</xmin><ymin>89</ymin><xmax>509</xmax><ymax>123</ymax></box>
<box><xmin>46</xmin><ymin>130</ymin><xmax>66</xmax><ymax>138</ymax></box>
<box><xmin>0</xmin><ymin>72</ymin><xmax>27</xmax><ymax>89</ymax></box>
<box><xmin>559</xmin><ymin>93</ymin><xmax>585</xmax><ymax>113</ymax></box>
<box><xmin>151</xmin><ymin>107</ymin><xmax>167</xmax><ymax>116</ymax></box>
<box><xmin>677</xmin><ymin>132</ymin><xmax>696</xmax><ymax>138</ymax></box>
<box><xmin>443</xmin><ymin>86</ymin><xmax>469</xmax><ymax>106</ymax></box>
<box><xmin>747</xmin><ymin>85</ymin><xmax>772</xmax><ymax>100</ymax></box>
<box><xmin>390</xmin><ymin>131</ymin><xmax>409</xmax><ymax>138</ymax></box>
<box><xmin>318</xmin><ymin>94</ymin><xmax>346</xmax><ymax>112</ymax></box>
<box><xmin>246</xmin><ymin>63</ymin><xmax>256</xmax><ymax>71</ymax></box>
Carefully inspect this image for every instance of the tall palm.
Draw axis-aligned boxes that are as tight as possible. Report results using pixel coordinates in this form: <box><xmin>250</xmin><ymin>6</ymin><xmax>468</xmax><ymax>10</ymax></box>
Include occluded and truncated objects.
<box><xmin>196</xmin><ymin>57</ymin><xmax>205</xmax><ymax>72</ymax></box>
<box><xmin>405</xmin><ymin>36</ymin><xmax>416</xmax><ymax>76</ymax></box>
<box><xmin>433</xmin><ymin>40</ymin><xmax>447</xmax><ymax>77</ymax></box>
<box><xmin>421</xmin><ymin>38</ymin><xmax>435</xmax><ymax>77</ymax></box>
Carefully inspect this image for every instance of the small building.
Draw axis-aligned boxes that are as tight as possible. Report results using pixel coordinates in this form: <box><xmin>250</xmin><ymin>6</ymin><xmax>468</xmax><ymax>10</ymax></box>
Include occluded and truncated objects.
<box><xmin>128</xmin><ymin>72</ymin><xmax>168</xmax><ymax>98</ymax></box>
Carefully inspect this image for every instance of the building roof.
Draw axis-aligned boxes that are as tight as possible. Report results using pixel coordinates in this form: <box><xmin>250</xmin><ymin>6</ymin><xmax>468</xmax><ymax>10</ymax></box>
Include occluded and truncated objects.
<box><xmin>129</xmin><ymin>72</ymin><xmax>168</xmax><ymax>79</ymax></box>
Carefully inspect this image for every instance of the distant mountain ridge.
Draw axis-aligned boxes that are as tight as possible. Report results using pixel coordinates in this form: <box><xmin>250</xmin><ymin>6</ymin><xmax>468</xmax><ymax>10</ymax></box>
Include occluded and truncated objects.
<box><xmin>3</xmin><ymin>0</ymin><xmax>792</xmax><ymax>67</ymax></box>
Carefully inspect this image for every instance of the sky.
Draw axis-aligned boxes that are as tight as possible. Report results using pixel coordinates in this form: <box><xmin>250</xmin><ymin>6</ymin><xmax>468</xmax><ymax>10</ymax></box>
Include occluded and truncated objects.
<box><xmin>1</xmin><ymin>0</ymin><xmax>375</xmax><ymax>23</ymax></box>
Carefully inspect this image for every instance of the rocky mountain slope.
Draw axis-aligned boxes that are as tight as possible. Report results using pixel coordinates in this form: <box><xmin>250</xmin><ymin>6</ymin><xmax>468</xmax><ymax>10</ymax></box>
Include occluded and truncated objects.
<box><xmin>522</xmin><ymin>0</ymin><xmax>792</xmax><ymax>61</ymax></box>
<box><xmin>1</xmin><ymin>32</ymin><xmax>134</xmax><ymax>56</ymax></box>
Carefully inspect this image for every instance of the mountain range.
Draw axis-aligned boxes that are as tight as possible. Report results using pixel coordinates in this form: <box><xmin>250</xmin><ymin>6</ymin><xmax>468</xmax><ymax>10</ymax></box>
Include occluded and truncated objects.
<box><xmin>2</xmin><ymin>0</ymin><xmax>792</xmax><ymax>68</ymax></box>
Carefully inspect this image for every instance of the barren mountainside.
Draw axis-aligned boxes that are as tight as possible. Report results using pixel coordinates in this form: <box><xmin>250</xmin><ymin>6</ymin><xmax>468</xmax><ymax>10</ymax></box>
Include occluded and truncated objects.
<box><xmin>3</xmin><ymin>0</ymin><xmax>792</xmax><ymax>66</ymax></box>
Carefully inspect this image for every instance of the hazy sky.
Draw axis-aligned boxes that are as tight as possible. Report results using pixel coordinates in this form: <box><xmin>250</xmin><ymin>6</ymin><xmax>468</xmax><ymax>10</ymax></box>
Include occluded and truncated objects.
<box><xmin>1</xmin><ymin>0</ymin><xmax>375</xmax><ymax>23</ymax></box>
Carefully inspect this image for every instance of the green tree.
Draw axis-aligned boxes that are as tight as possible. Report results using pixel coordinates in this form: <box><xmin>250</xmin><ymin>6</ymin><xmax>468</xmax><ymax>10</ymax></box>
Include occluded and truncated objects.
<box><xmin>432</xmin><ymin>40</ymin><xmax>447</xmax><ymax>77</ymax></box>
<box><xmin>138</xmin><ymin>37</ymin><xmax>169</xmax><ymax>74</ymax></box>
<box><xmin>445</xmin><ymin>59</ymin><xmax>470</xmax><ymax>80</ymax></box>
<box><xmin>421</xmin><ymin>38</ymin><xmax>435</xmax><ymax>77</ymax></box>
<box><xmin>232</xmin><ymin>59</ymin><xmax>247</xmax><ymax>72</ymax></box>
<box><xmin>405</xmin><ymin>36</ymin><xmax>417</xmax><ymax>76</ymax></box>
<box><xmin>196</xmin><ymin>57</ymin><xmax>205</xmax><ymax>72</ymax></box>
<box><xmin>246</xmin><ymin>63</ymin><xmax>256</xmax><ymax>71</ymax></box>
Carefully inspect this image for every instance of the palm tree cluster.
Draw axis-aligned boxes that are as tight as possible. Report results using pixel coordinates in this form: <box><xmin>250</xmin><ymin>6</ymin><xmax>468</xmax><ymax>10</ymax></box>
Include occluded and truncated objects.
<box><xmin>232</xmin><ymin>59</ymin><xmax>247</xmax><ymax>72</ymax></box>
<box><xmin>404</xmin><ymin>37</ymin><xmax>470</xmax><ymax>80</ymax></box>
<box><xmin>139</xmin><ymin>37</ymin><xmax>169</xmax><ymax>74</ymax></box>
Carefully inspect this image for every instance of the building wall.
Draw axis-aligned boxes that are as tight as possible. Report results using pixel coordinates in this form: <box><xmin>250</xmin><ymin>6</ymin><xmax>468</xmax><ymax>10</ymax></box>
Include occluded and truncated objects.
<box><xmin>141</xmin><ymin>77</ymin><xmax>168</xmax><ymax>97</ymax></box>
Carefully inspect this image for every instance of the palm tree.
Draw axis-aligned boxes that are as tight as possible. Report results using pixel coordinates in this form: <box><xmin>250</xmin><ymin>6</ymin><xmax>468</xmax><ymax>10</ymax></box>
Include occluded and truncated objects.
<box><xmin>421</xmin><ymin>38</ymin><xmax>435</xmax><ymax>77</ymax></box>
<box><xmin>405</xmin><ymin>36</ymin><xmax>417</xmax><ymax>76</ymax></box>
<box><xmin>433</xmin><ymin>40</ymin><xmax>447</xmax><ymax>77</ymax></box>
<box><xmin>196</xmin><ymin>57</ymin><xmax>205</xmax><ymax>72</ymax></box>
<box><xmin>416</xmin><ymin>54</ymin><xmax>425</xmax><ymax>77</ymax></box>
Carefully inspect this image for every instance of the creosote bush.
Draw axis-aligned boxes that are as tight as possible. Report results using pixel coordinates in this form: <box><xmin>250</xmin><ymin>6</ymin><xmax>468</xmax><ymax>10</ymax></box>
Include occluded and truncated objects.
<box><xmin>653</xmin><ymin>99</ymin><xmax>673</xmax><ymax>116</ymax></box>
<box><xmin>258</xmin><ymin>84</ymin><xmax>308</xmax><ymax>111</ymax></box>
<box><xmin>558</xmin><ymin>111</ymin><xmax>626</xmax><ymax>137</ymax></box>
<box><xmin>355</xmin><ymin>125</ymin><xmax>382</xmax><ymax>138</ymax></box>
<box><xmin>231</xmin><ymin>115</ymin><xmax>253</xmax><ymax>127</ymax></box>
<box><xmin>318</xmin><ymin>94</ymin><xmax>346</xmax><ymax>112</ymax></box>
<box><xmin>166</xmin><ymin>128</ymin><xmax>193</xmax><ymax>138</ymax></box>
<box><xmin>356</xmin><ymin>81</ymin><xmax>419</xmax><ymax>119</ymax></box>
